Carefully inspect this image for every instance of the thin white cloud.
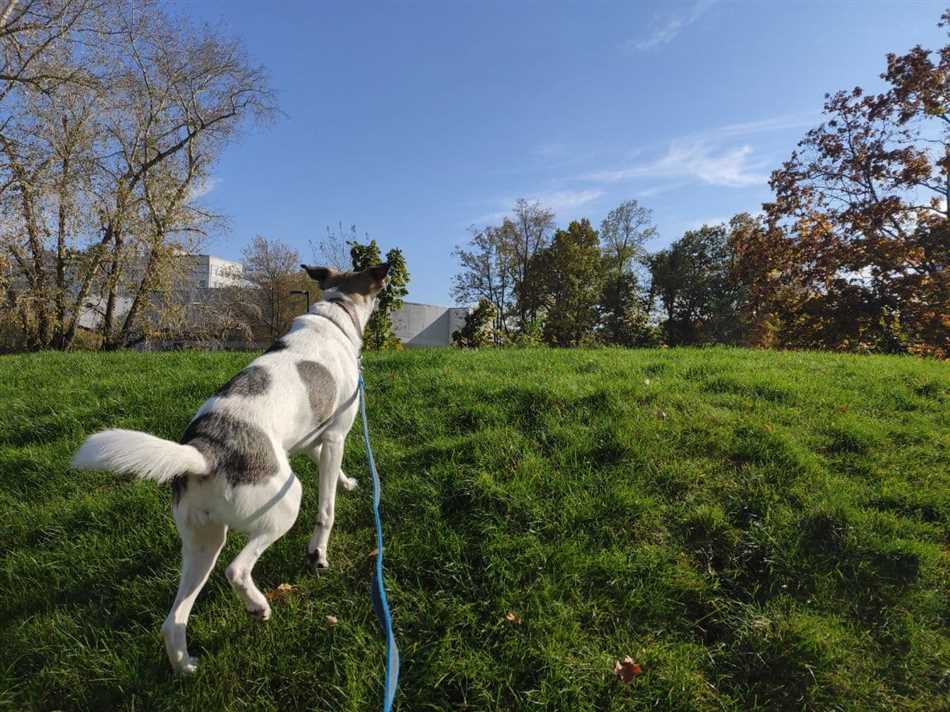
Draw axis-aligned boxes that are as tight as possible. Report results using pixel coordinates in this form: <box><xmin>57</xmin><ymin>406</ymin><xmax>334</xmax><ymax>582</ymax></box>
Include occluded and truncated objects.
<box><xmin>580</xmin><ymin>112</ymin><xmax>814</xmax><ymax>191</ymax></box>
<box><xmin>528</xmin><ymin>188</ymin><xmax>605</xmax><ymax>212</ymax></box>
<box><xmin>709</xmin><ymin>113</ymin><xmax>819</xmax><ymax>138</ymax></box>
<box><xmin>584</xmin><ymin>138</ymin><xmax>767</xmax><ymax>188</ymax></box>
<box><xmin>627</xmin><ymin>0</ymin><xmax>718</xmax><ymax>52</ymax></box>
<box><xmin>472</xmin><ymin>188</ymin><xmax>605</xmax><ymax>226</ymax></box>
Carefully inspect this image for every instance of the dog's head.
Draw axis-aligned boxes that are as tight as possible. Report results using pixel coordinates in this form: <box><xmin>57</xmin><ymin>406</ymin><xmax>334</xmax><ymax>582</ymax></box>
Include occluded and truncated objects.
<box><xmin>301</xmin><ymin>263</ymin><xmax>390</xmax><ymax>306</ymax></box>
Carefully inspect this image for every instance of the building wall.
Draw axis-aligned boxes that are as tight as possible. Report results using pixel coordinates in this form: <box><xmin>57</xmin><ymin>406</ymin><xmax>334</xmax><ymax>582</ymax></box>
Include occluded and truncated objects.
<box><xmin>179</xmin><ymin>254</ymin><xmax>244</xmax><ymax>289</ymax></box>
<box><xmin>392</xmin><ymin>302</ymin><xmax>470</xmax><ymax>347</ymax></box>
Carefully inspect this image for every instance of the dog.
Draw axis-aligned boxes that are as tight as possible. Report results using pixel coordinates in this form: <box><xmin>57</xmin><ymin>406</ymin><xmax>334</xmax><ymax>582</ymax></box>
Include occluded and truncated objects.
<box><xmin>72</xmin><ymin>262</ymin><xmax>389</xmax><ymax>674</ymax></box>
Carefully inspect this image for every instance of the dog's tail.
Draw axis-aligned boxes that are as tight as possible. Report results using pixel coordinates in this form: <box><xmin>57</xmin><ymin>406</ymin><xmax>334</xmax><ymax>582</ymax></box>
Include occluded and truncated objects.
<box><xmin>72</xmin><ymin>429</ymin><xmax>208</xmax><ymax>484</ymax></box>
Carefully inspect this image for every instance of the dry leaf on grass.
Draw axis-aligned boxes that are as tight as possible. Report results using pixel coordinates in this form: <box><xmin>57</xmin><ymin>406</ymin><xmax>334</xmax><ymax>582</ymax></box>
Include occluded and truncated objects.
<box><xmin>504</xmin><ymin>611</ymin><xmax>522</xmax><ymax>624</ymax></box>
<box><xmin>326</xmin><ymin>615</ymin><xmax>338</xmax><ymax>626</ymax></box>
<box><xmin>613</xmin><ymin>656</ymin><xmax>642</xmax><ymax>683</ymax></box>
<box><xmin>265</xmin><ymin>582</ymin><xmax>296</xmax><ymax>602</ymax></box>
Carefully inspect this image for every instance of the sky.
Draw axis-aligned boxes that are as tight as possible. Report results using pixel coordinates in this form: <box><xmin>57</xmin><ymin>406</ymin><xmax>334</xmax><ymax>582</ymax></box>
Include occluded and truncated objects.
<box><xmin>182</xmin><ymin>0</ymin><xmax>947</xmax><ymax>305</ymax></box>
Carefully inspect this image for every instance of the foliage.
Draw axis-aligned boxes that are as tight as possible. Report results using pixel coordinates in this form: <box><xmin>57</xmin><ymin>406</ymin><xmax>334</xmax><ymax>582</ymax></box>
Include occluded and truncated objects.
<box><xmin>648</xmin><ymin>223</ymin><xmax>746</xmax><ymax>346</ymax></box>
<box><xmin>526</xmin><ymin>219</ymin><xmax>604</xmax><ymax>347</ymax></box>
<box><xmin>601</xmin><ymin>272</ymin><xmax>663</xmax><ymax>347</ymax></box>
<box><xmin>760</xmin><ymin>12</ymin><xmax>949</xmax><ymax>357</ymax></box>
<box><xmin>599</xmin><ymin>199</ymin><xmax>656</xmax><ymax>278</ymax></box>
<box><xmin>349</xmin><ymin>239</ymin><xmax>409</xmax><ymax>351</ymax></box>
<box><xmin>452</xmin><ymin>298</ymin><xmax>496</xmax><ymax>347</ymax></box>
<box><xmin>1</xmin><ymin>348</ymin><xmax>948</xmax><ymax>710</ymax></box>
<box><xmin>509</xmin><ymin>199</ymin><xmax>556</xmax><ymax>328</ymax></box>
<box><xmin>0</xmin><ymin>0</ymin><xmax>274</xmax><ymax>351</ymax></box>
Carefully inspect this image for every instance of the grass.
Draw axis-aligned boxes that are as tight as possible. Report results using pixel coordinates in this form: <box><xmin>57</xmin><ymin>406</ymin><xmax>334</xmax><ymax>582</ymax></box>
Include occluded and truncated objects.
<box><xmin>0</xmin><ymin>347</ymin><xmax>948</xmax><ymax>711</ymax></box>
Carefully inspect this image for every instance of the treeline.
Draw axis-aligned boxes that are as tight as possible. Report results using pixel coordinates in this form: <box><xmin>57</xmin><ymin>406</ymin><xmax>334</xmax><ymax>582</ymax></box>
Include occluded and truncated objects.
<box><xmin>453</xmin><ymin>13</ymin><xmax>948</xmax><ymax>358</ymax></box>
<box><xmin>0</xmin><ymin>0</ymin><xmax>273</xmax><ymax>350</ymax></box>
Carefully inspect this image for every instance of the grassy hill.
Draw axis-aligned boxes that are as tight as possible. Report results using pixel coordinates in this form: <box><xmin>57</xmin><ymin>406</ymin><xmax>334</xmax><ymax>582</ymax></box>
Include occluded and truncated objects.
<box><xmin>0</xmin><ymin>347</ymin><xmax>947</xmax><ymax>711</ymax></box>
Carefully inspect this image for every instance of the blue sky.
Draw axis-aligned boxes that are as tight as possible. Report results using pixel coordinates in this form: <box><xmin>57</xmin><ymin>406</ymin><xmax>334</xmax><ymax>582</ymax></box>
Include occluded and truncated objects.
<box><xmin>185</xmin><ymin>0</ymin><xmax>947</xmax><ymax>305</ymax></box>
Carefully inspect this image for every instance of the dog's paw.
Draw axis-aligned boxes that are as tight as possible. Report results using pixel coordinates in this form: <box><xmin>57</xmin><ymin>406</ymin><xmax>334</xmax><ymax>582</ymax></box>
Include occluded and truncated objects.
<box><xmin>340</xmin><ymin>473</ymin><xmax>358</xmax><ymax>491</ymax></box>
<box><xmin>174</xmin><ymin>656</ymin><xmax>199</xmax><ymax>675</ymax></box>
<box><xmin>247</xmin><ymin>605</ymin><xmax>271</xmax><ymax>621</ymax></box>
<box><xmin>307</xmin><ymin>550</ymin><xmax>330</xmax><ymax>571</ymax></box>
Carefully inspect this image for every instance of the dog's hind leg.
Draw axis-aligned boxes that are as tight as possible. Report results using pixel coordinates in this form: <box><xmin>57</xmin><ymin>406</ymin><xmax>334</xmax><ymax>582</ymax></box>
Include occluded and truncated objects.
<box><xmin>226</xmin><ymin>472</ymin><xmax>302</xmax><ymax>620</ymax></box>
<box><xmin>307</xmin><ymin>434</ymin><xmax>345</xmax><ymax>569</ymax></box>
<box><xmin>162</xmin><ymin>516</ymin><xmax>227</xmax><ymax>675</ymax></box>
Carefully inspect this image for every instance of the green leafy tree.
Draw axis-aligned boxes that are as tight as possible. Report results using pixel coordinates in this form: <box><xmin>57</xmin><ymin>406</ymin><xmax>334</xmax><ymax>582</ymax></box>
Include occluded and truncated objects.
<box><xmin>452</xmin><ymin>298</ymin><xmax>496</xmax><ymax>347</ymax></box>
<box><xmin>601</xmin><ymin>272</ymin><xmax>662</xmax><ymax>347</ymax></box>
<box><xmin>599</xmin><ymin>199</ymin><xmax>657</xmax><ymax>346</ymax></box>
<box><xmin>349</xmin><ymin>239</ymin><xmax>409</xmax><ymax>350</ymax></box>
<box><xmin>648</xmin><ymin>224</ymin><xmax>745</xmax><ymax>345</ymax></box>
<box><xmin>529</xmin><ymin>219</ymin><xmax>603</xmax><ymax>346</ymax></box>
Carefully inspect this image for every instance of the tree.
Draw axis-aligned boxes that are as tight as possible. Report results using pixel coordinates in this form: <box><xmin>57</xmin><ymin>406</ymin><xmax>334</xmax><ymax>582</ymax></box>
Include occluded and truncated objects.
<box><xmin>349</xmin><ymin>239</ymin><xmax>409</xmax><ymax>350</ymax></box>
<box><xmin>451</xmin><ymin>222</ymin><xmax>516</xmax><ymax>334</ymax></box>
<box><xmin>528</xmin><ymin>218</ymin><xmax>603</xmax><ymax>347</ymax></box>
<box><xmin>600</xmin><ymin>199</ymin><xmax>656</xmax><ymax>278</ymax></box>
<box><xmin>598</xmin><ymin>199</ymin><xmax>657</xmax><ymax>346</ymax></box>
<box><xmin>510</xmin><ymin>198</ymin><xmax>555</xmax><ymax>327</ymax></box>
<box><xmin>0</xmin><ymin>0</ymin><xmax>274</xmax><ymax>350</ymax></box>
<box><xmin>763</xmin><ymin>10</ymin><xmax>949</xmax><ymax>356</ymax></box>
<box><xmin>600</xmin><ymin>271</ymin><xmax>661</xmax><ymax>347</ymax></box>
<box><xmin>236</xmin><ymin>236</ymin><xmax>310</xmax><ymax>342</ymax></box>
<box><xmin>647</xmin><ymin>223</ymin><xmax>745</xmax><ymax>345</ymax></box>
<box><xmin>310</xmin><ymin>222</ymin><xmax>365</xmax><ymax>271</ymax></box>
<box><xmin>452</xmin><ymin>298</ymin><xmax>496</xmax><ymax>347</ymax></box>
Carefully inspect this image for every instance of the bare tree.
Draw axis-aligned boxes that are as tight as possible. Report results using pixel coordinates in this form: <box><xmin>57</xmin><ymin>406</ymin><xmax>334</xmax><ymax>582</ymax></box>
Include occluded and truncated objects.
<box><xmin>0</xmin><ymin>0</ymin><xmax>275</xmax><ymax>350</ymax></box>
<box><xmin>451</xmin><ymin>222</ymin><xmax>516</xmax><ymax>334</ymax></box>
<box><xmin>509</xmin><ymin>198</ymin><xmax>554</xmax><ymax>325</ymax></box>
<box><xmin>309</xmin><ymin>222</ymin><xmax>366</xmax><ymax>271</ymax></box>
<box><xmin>233</xmin><ymin>235</ymin><xmax>310</xmax><ymax>342</ymax></box>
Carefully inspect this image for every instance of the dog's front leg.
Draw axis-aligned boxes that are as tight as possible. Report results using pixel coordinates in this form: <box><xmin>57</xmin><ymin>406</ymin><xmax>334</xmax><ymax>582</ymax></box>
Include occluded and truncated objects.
<box><xmin>308</xmin><ymin>434</ymin><xmax>344</xmax><ymax>569</ymax></box>
<box><xmin>308</xmin><ymin>443</ymin><xmax>357</xmax><ymax>491</ymax></box>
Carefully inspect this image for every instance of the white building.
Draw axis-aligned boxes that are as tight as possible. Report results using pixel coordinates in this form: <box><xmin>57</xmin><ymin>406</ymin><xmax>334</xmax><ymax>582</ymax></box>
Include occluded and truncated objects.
<box><xmin>179</xmin><ymin>254</ymin><xmax>245</xmax><ymax>288</ymax></box>
<box><xmin>392</xmin><ymin>302</ymin><xmax>470</xmax><ymax>347</ymax></box>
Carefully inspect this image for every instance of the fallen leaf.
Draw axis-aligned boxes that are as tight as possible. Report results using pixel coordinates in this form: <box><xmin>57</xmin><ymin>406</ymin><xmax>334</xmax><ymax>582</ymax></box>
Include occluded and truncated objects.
<box><xmin>266</xmin><ymin>582</ymin><xmax>296</xmax><ymax>602</ymax></box>
<box><xmin>837</xmin><ymin>404</ymin><xmax>849</xmax><ymax>413</ymax></box>
<box><xmin>613</xmin><ymin>656</ymin><xmax>642</xmax><ymax>683</ymax></box>
<box><xmin>644</xmin><ymin>378</ymin><xmax>652</xmax><ymax>385</ymax></box>
<box><xmin>504</xmin><ymin>611</ymin><xmax>522</xmax><ymax>624</ymax></box>
<box><xmin>656</xmin><ymin>409</ymin><xmax>668</xmax><ymax>420</ymax></box>
<box><xmin>765</xmin><ymin>423</ymin><xmax>774</xmax><ymax>433</ymax></box>
<box><xmin>326</xmin><ymin>615</ymin><xmax>338</xmax><ymax>626</ymax></box>
<box><xmin>368</xmin><ymin>548</ymin><xmax>379</xmax><ymax>558</ymax></box>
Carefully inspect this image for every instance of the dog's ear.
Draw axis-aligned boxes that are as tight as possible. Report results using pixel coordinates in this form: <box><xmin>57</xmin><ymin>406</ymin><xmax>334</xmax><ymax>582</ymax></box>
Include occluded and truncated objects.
<box><xmin>302</xmin><ymin>264</ymin><xmax>336</xmax><ymax>286</ymax></box>
<box><xmin>368</xmin><ymin>263</ymin><xmax>390</xmax><ymax>289</ymax></box>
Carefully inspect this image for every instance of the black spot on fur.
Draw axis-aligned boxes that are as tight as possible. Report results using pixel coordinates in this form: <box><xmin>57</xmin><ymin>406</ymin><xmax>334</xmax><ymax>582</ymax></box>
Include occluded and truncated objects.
<box><xmin>296</xmin><ymin>361</ymin><xmax>336</xmax><ymax>420</ymax></box>
<box><xmin>171</xmin><ymin>475</ymin><xmax>187</xmax><ymax>504</ymax></box>
<box><xmin>264</xmin><ymin>339</ymin><xmax>288</xmax><ymax>354</ymax></box>
<box><xmin>180</xmin><ymin>412</ymin><xmax>279</xmax><ymax>485</ymax></box>
<box><xmin>215</xmin><ymin>365</ymin><xmax>271</xmax><ymax>398</ymax></box>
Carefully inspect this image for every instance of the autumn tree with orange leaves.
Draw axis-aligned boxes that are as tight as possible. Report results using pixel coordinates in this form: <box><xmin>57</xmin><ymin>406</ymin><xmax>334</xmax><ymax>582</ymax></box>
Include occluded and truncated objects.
<box><xmin>737</xmin><ymin>11</ymin><xmax>949</xmax><ymax>356</ymax></box>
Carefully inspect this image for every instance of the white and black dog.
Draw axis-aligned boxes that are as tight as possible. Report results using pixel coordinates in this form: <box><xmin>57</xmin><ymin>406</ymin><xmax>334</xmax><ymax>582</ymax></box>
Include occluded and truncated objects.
<box><xmin>72</xmin><ymin>263</ymin><xmax>389</xmax><ymax>674</ymax></box>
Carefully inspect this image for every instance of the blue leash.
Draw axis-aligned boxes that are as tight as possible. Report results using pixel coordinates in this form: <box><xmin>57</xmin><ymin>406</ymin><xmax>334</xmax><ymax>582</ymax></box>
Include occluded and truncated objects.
<box><xmin>358</xmin><ymin>373</ymin><xmax>400</xmax><ymax>711</ymax></box>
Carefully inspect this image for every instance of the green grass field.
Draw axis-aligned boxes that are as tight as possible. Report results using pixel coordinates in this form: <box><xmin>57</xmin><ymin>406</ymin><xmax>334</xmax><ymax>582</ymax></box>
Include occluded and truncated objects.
<box><xmin>0</xmin><ymin>347</ymin><xmax>947</xmax><ymax>711</ymax></box>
